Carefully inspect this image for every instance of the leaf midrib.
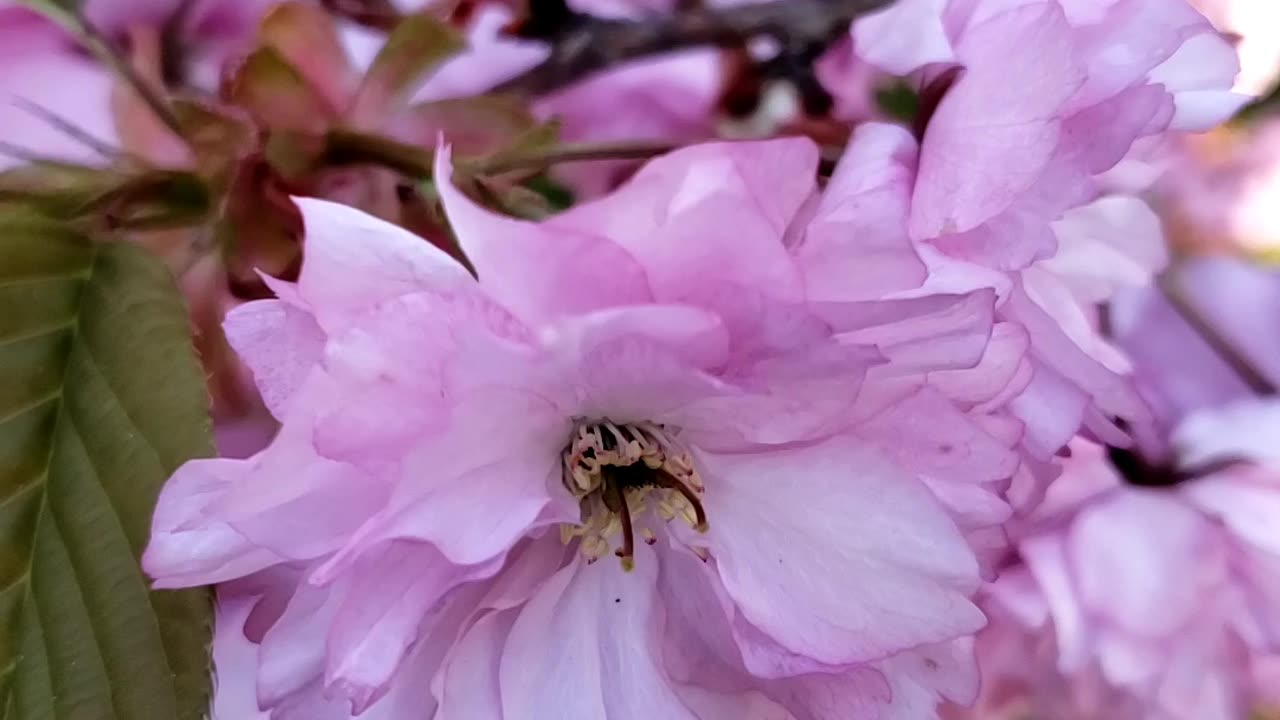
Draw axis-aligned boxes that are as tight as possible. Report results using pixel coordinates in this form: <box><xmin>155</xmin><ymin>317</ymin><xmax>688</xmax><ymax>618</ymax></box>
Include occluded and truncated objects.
<box><xmin>1</xmin><ymin>245</ymin><xmax>180</xmax><ymax>720</ymax></box>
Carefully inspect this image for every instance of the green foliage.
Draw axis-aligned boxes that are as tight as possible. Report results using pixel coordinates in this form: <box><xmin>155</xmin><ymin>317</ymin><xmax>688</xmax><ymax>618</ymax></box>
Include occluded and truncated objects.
<box><xmin>0</xmin><ymin>211</ymin><xmax>214</xmax><ymax>719</ymax></box>
<box><xmin>874</xmin><ymin>81</ymin><xmax>922</xmax><ymax>126</ymax></box>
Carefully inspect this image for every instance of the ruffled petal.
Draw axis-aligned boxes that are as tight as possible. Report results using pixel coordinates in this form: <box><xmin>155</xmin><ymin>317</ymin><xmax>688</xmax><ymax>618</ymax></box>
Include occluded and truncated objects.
<box><xmin>550</xmin><ymin>139</ymin><xmax>814</xmax><ymax>304</ymax></box>
<box><xmin>499</xmin><ymin>547</ymin><xmax>700</xmax><ymax>720</ymax></box>
<box><xmin>143</xmin><ymin>458</ymin><xmax>286</xmax><ymax>589</ymax></box>
<box><xmin>911</xmin><ymin>2</ymin><xmax>1085</xmax><ymax>238</ymax></box>
<box><xmin>223</xmin><ymin>299</ymin><xmax>326</xmax><ymax>421</ymax></box>
<box><xmin>434</xmin><ymin>147</ymin><xmax>654</xmax><ymax>324</ymax></box>
<box><xmin>795</xmin><ymin>123</ymin><xmax>926</xmax><ymax>301</ymax></box>
<box><xmin>703</xmin><ymin>435</ymin><xmax>985</xmax><ymax>666</ymax></box>
<box><xmin>291</xmin><ymin>197</ymin><xmax>475</xmax><ymax>332</ymax></box>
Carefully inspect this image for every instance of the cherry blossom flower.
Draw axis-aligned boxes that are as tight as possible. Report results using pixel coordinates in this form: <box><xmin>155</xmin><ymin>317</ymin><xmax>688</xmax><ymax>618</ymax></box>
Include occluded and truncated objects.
<box><xmin>144</xmin><ymin>137</ymin><xmax>1017</xmax><ymax>719</ymax></box>
<box><xmin>954</xmin><ymin>399</ymin><xmax>1280</xmax><ymax>720</ymax></box>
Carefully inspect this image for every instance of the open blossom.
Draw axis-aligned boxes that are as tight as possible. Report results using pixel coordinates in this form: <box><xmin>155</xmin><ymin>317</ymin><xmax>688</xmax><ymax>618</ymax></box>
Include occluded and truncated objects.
<box><xmin>902</xmin><ymin>0</ymin><xmax>1242</xmax><ymax>281</ymax></box>
<box><xmin>788</xmin><ymin>0</ymin><xmax>1245</xmax><ymax>495</ymax></box>
<box><xmin>955</xmin><ymin>398</ymin><xmax>1280</xmax><ymax>720</ymax></box>
<box><xmin>143</xmin><ymin>136</ymin><xmax>1022</xmax><ymax>719</ymax></box>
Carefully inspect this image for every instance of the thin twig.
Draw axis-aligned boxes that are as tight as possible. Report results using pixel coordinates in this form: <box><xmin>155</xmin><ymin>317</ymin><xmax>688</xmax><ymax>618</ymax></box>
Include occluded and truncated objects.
<box><xmin>494</xmin><ymin>0</ymin><xmax>896</xmax><ymax>97</ymax></box>
<box><xmin>469</xmin><ymin>138</ymin><xmax>683</xmax><ymax>174</ymax></box>
<box><xmin>11</xmin><ymin>98</ymin><xmax>121</xmax><ymax>161</ymax></box>
<box><xmin>323</xmin><ymin>130</ymin><xmax>681</xmax><ymax>178</ymax></box>
<box><xmin>68</xmin><ymin>10</ymin><xmax>184</xmax><ymax>136</ymax></box>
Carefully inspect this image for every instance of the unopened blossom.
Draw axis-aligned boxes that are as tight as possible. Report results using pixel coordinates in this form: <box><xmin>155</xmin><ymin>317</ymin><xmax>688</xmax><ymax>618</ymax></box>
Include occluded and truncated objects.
<box><xmin>953</xmin><ymin>398</ymin><xmax>1280</xmax><ymax>720</ymax></box>
<box><xmin>144</xmin><ymin>137</ymin><xmax>1019</xmax><ymax>719</ymax></box>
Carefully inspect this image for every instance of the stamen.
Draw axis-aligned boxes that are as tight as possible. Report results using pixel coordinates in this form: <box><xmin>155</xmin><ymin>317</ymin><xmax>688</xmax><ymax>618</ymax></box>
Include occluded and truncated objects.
<box><xmin>653</xmin><ymin>469</ymin><xmax>708</xmax><ymax>532</ymax></box>
<box><xmin>560</xmin><ymin>419</ymin><xmax>709</xmax><ymax>570</ymax></box>
<box><xmin>603</xmin><ymin>477</ymin><xmax>636</xmax><ymax>572</ymax></box>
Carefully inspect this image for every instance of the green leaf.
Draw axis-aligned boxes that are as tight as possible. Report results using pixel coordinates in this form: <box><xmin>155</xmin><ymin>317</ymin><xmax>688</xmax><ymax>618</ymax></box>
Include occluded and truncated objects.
<box><xmin>0</xmin><ymin>211</ymin><xmax>214</xmax><ymax>720</ymax></box>
<box><xmin>229</xmin><ymin>47</ymin><xmax>338</xmax><ymax>134</ymax></box>
<box><xmin>0</xmin><ymin>164</ymin><xmax>125</xmax><ymax>217</ymax></box>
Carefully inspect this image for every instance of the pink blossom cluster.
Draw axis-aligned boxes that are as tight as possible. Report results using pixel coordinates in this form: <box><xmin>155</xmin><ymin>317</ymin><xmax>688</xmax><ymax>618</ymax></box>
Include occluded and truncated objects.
<box><xmin>5</xmin><ymin>0</ymin><xmax>1279</xmax><ymax>717</ymax></box>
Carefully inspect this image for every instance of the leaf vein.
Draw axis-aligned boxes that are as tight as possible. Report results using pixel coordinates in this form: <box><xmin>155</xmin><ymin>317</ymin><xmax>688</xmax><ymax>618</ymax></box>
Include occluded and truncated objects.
<box><xmin>0</xmin><ymin>391</ymin><xmax>60</xmax><ymax>428</ymax></box>
<box><xmin>0</xmin><ymin>320</ymin><xmax>75</xmax><ymax>349</ymax></box>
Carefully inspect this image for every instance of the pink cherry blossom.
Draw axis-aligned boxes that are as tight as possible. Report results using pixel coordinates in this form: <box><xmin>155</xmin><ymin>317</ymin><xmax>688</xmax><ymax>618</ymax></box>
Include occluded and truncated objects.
<box><xmin>955</xmin><ymin>399</ymin><xmax>1280</xmax><ymax>720</ymax></box>
<box><xmin>144</xmin><ymin>137</ymin><xmax>1017</xmax><ymax>719</ymax></box>
<box><xmin>908</xmin><ymin>0</ymin><xmax>1244</xmax><ymax>272</ymax></box>
<box><xmin>790</xmin><ymin>120</ymin><xmax>1148</xmax><ymax>519</ymax></box>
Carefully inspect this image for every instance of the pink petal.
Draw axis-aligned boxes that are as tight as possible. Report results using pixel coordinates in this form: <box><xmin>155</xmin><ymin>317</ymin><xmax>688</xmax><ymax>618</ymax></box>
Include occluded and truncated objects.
<box><xmin>1008</xmin><ymin>367</ymin><xmax>1090</xmax><ymax>458</ymax></box>
<box><xmin>208</xmin><ymin>381</ymin><xmax>387</xmax><ymax>563</ymax></box>
<box><xmin>873</xmin><ymin>639</ymin><xmax>981</xmax><ymax>718</ymax></box>
<box><xmin>323</xmin><ymin>541</ymin><xmax>505</xmax><ymax>713</ymax></box>
<box><xmin>142</xmin><ymin>458</ymin><xmax>286</xmax><ymax>588</ymax></box>
<box><xmin>929</xmin><ymin>322</ymin><xmax>1033</xmax><ymax>407</ymax></box>
<box><xmin>292</xmin><ymin>198</ymin><xmax>475</xmax><ymax>332</ymax></box>
<box><xmin>1019</xmin><ymin>533</ymin><xmax>1091</xmax><ymax>672</ymax></box>
<box><xmin>1045</xmin><ymin>195</ymin><xmax>1166</xmax><ymax>303</ymax></box>
<box><xmin>550</xmin><ymin>138</ymin><xmax>814</xmax><ymax>304</ymax></box>
<box><xmin>309</xmin><ymin>290</ymin><xmax>528</xmax><ymax>460</ymax></box>
<box><xmin>433</xmin><ymin>610</ymin><xmax>514</xmax><ymax>720</ymax></box>
<box><xmin>434</xmin><ymin>148</ymin><xmax>653</xmax><ymax>324</ymax></box>
<box><xmin>852</xmin><ymin>0</ymin><xmax>954</xmax><ymax>75</ymax></box>
<box><xmin>312</xmin><ymin>390</ymin><xmax>569</xmax><ymax>582</ymax></box>
<box><xmin>256</xmin><ymin>578</ymin><xmax>339</xmax><ymax>709</ymax></box>
<box><xmin>211</xmin><ymin>593</ymin><xmax>271</xmax><ymax>720</ymax></box>
<box><xmin>1004</xmin><ymin>281</ymin><xmax>1147</xmax><ymax>422</ymax></box>
<box><xmin>703</xmin><ymin>435</ymin><xmax>985</xmax><ymax>666</ymax></box>
<box><xmin>499</xmin><ymin>548</ymin><xmax>700</xmax><ymax>720</ymax></box>
<box><xmin>829</xmin><ymin>290</ymin><xmax>998</xmax><ymax>373</ymax></box>
<box><xmin>857</xmin><ymin>388</ymin><xmax>1018</xmax><ymax>485</ymax></box>
<box><xmin>911</xmin><ymin>2</ymin><xmax>1085</xmax><ymax>238</ymax></box>
<box><xmin>223</xmin><ymin>299</ymin><xmax>326</xmax><ymax>420</ymax></box>
<box><xmin>1069</xmin><ymin>492</ymin><xmax>1225</xmax><ymax>637</ymax></box>
<box><xmin>542</xmin><ymin>305</ymin><xmax>735</xmax><ymax>422</ymax></box>
<box><xmin>796</xmin><ymin>123</ymin><xmax>927</xmax><ymax>301</ymax></box>
<box><xmin>1182</xmin><ymin>472</ymin><xmax>1280</xmax><ymax>557</ymax></box>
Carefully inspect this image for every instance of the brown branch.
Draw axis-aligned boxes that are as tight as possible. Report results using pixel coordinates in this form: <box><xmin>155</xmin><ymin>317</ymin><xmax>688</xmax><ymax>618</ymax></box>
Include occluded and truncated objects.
<box><xmin>493</xmin><ymin>0</ymin><xmax>896</xmax><ymax>97</ymax></box>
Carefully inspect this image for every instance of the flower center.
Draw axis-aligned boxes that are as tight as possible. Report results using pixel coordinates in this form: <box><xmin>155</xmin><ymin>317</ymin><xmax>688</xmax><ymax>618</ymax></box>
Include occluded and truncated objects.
<box><xmin>561</xmin><ymin>421</ymin><xmax>708</xmax><ymax>571</ymax></box>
